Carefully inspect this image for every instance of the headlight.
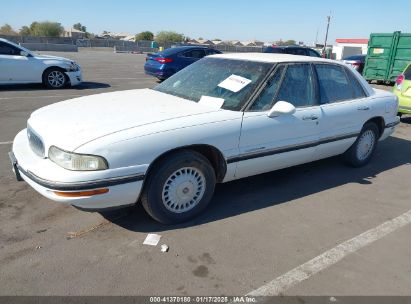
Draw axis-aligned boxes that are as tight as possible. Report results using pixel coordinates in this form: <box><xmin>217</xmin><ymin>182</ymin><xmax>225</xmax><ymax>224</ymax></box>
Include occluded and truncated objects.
<box><xmin>66</xmin><ymin>62</ymin><xmax>80</xmax><ymax>72</ymax></box>
<box><xmin>48</xmin><ymin>146</ymin><xmax>108</xmax><ymax>171</ymax></box>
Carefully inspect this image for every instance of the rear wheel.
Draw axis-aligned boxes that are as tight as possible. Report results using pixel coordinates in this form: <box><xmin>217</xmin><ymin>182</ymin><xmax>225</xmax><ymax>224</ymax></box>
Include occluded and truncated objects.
<box><xmin>344</xmin><ymin>122</ymin><xmax>379</xmax><ymax>167</ymax></box>
<box><xmin>43</xmin><ymin>68</ymin><xmax>68</xmax><ymax>89</ymax></box>
<box><xmin>141</xmin><ymin>151</ymin><xmax>216</xmax><ymax>224</ymax></box>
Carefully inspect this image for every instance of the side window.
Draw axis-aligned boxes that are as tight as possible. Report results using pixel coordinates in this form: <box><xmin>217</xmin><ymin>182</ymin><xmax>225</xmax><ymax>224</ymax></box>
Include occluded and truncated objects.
<box><xmin>345</xmin><ymin>68</ymin><xmax>367</xmax><ymax>98</ymax></box>
<box><xmin>275</xmin><ymin>64</ymin><xmax>316</xmax><ymax>107</ymax></box>
<box><xmin>0</xmin><ymin>42</ymin><xmax>20</xmax><ymax>55</ymax></box>
<box><xmin>182</xmin><ymin>49</ymin><xmax>206</xmax><ymax>58</ymax></box>
<box><xmin>250</xmin><ymin>65</ymin><xmax>285</xmax><ymax>111</ymax></box>
<box><xmin>315</xmin><ymin>64</ymin><xmax>355</xmax><ymax>103</ymax></box>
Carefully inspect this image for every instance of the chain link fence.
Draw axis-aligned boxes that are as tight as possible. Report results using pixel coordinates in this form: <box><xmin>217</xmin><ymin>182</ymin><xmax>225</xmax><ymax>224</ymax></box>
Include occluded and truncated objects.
<box><xmin>0</xmin><ymin>35</ymin><xmax>264</xmax><ymax>53</ymax></box>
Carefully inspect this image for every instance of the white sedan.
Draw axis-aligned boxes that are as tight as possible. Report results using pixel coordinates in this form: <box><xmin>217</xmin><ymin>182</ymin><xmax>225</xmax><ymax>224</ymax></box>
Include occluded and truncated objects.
<box><xmin>9</xmin><ymin>53</ymin><xmax>400</xmax><ymax>224</ymax></box>
<box><xmin>0</xmin><ymin>38</ymin><xmax>82</xmax><ymax>88</ymax></box>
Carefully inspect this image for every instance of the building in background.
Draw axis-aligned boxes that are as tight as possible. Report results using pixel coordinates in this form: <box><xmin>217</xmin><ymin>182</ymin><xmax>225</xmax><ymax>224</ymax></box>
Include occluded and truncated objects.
<box><xmin>332</xmin><ymin>38</ymin><xmax>369</xmax><ymax>60</ymax></box>
<box><xmin>63</xmin><ymin>28</ymin><xmax>86</xmax><ymax>39</ymax></box>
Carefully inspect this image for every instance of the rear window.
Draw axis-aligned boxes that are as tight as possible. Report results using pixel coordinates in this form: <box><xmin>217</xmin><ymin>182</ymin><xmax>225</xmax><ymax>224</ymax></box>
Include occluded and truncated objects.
<box><xmin>181</xmin><ymin>49</ymin><xmax>206</xmax><ymax>58</ymax></box>
<box><xmin>285</xmin><ymin>48</ymin><xmax>307</xmax><ymax>56</ymax></box>
<box><xmin>404</xmin><ymin>65</ymin><xmax>411</xmax><ymax>80</ymax></box>
<box><xmin>308</xmin><ymin>49</ymin><xmax>321</xmax><ymax>57</ymax></box>
<box><xmin>157</xmin><ymin>47</ymin><xmax>193</xmax><ymax>56</ymax></box>
<box><xmin>264</xmin><ymin>47</ymin><xmax>284</xmax><ymax>54</ymax></box>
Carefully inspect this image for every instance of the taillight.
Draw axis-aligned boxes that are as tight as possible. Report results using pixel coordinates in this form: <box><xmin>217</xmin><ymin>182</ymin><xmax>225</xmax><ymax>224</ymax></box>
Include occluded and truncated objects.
<box><xmin>155</xmin><ymin>57</ymin><xmax>173</xmax><ymax>64</ymax></box>
<box><xmin>396</xmin><ymin>74</ymin><xmax>404</xmax><ymax>90</ymax></box>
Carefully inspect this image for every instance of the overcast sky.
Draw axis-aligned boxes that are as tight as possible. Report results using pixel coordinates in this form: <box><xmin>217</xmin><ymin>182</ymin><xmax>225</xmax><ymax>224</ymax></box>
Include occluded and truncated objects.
<box><xmin>2</xmin><ymin>0</ymin><xmax>410</xmax><ymax>44</ymax></box>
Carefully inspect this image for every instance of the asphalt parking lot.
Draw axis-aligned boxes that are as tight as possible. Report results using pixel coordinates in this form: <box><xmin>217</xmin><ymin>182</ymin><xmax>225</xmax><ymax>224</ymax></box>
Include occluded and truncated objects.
<box><xmin>0</xmin><ymin>50</ymin><xmax>410</xmax><ymax>297</ymax></box>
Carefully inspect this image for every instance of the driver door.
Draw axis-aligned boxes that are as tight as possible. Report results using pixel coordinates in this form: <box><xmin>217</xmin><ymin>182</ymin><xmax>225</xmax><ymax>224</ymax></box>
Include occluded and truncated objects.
<box><xmin>0</xmin><ymin>41</ymin><xmax>34</xmax><ymax>83</ymax></box>
<box><xmin>234</xmin><ymin>63</ymin><xmax>321</xmax><ymax>179</ymax></box>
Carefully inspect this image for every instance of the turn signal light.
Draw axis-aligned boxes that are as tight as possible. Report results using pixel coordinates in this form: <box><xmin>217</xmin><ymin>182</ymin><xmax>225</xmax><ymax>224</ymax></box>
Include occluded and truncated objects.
<box><xmin>54</xmin><ymin>188</ymin><xmax>109</xmax><ymax>197</ymax></box>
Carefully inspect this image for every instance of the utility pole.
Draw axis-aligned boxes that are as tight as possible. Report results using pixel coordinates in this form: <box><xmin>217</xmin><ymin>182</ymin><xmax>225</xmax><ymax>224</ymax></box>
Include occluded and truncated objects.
<box><xmin>315</xmin><ymin>27</ymin><xmax>319</xmax><ymax>46</ymax></box>
<box><xmin>323</xmin><ymin>13</ymin><xmax>331</xmax><ymax>57</ymax></box>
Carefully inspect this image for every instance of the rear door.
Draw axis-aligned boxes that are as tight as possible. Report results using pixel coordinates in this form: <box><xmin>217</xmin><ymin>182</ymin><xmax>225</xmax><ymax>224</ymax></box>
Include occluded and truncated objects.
<box><xmin>314</xmin><ymin>63</ymin><xmax>370</xmax><ymax>160</ymax></box>
<box><xmin>235</xmin><ymin>63</ymin><xmax>321</xmax><ymax>179</ymax></box>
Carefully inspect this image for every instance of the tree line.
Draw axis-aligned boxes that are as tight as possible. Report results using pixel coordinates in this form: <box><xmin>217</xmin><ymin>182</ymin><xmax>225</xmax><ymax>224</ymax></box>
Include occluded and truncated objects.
<box><xmin>0</xmin><ymin>22</ymin><xmax>185</xmax><ymax>43</ymax></box>
<box><xmin>0</xmin><ymin>22</ymin><xmax>297</xmax><ymax>45</ymax></box>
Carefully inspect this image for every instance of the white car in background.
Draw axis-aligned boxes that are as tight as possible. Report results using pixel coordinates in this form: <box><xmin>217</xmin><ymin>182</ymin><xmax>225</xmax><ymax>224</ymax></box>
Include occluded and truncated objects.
<box><xmin>9</xmin><ymin>53</ymin><xmax>400</xmax><ymax>224</ymax></box>
<box><xmin>0</xmin><ymin>38</ymin><xmax>82</xmax><ymax>88</ymax></box>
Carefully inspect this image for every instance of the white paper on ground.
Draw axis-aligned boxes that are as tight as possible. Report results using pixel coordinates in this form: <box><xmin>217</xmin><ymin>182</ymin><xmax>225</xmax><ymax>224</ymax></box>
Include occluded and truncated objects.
<box><xmin>198</xmin><ymin>95</ymin><xmax>225</xmax><ymax>109</ymax></box>
<box><xmin>143</xmin><ymin>233</ymin><xmax>161</xmax><ymax>246</ymax></box>
<box><xmin>217</xmin><ymin>74</ymin><xmax>252</xmax><ymax>93</ymax></box>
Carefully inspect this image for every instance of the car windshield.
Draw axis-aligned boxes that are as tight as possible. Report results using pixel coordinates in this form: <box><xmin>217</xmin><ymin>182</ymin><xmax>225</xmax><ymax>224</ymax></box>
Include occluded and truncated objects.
<box><xmin>153</xmin><ymin>57</ymin><xmax>273</xmax><ymax>111</ymax></box>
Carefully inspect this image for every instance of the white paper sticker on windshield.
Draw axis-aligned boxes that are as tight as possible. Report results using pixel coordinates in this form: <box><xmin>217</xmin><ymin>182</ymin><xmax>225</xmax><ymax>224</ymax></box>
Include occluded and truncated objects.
<box><xmin>217</xmin><ymin>74</ymin><xmax>252</xmax><ymax>93</ymax></box>
<box><xmin>198</xmin><ymin>96</ymin><xmax>225</xmax><ymax>109</ymax></box>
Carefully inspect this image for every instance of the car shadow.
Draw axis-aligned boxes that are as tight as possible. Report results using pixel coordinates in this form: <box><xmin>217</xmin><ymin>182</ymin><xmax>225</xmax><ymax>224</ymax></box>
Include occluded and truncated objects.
<box><xmin>74</xmin><ymin>82</ymin><xmax>111</xmax><ymax>90</ymax></box>
<box><xmin>100</xmin><ymin>135</ymin><xmax>411</xmax><ymax>232</ymax></box>
<box><xmin>0</xmin><ymin>82</ymin><xmax>110</xmax><ymax>91</ymax></box>
<box><xmin>400</xmin><ymin>115</ymin><xmax>411</xmax><ymax>124</ymax></box>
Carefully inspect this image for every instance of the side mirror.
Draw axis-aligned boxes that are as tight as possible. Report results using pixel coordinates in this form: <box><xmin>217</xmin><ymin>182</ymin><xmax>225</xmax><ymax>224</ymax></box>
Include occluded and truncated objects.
<box><xmin>267</xmin><ymin>101</ymin><xmax>296</xmax><ymax>118</ymax></box>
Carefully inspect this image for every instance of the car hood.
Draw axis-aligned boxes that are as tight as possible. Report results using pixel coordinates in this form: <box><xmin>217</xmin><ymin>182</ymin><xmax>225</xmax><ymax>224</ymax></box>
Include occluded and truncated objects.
<box><xmin>28</xmin><ymin>89</ymin><xmax>220</xmax><ymax>151</ymax></box>
<box><xmin>33</xmin><ymin>54</ymin><xmax>72</xmax><ymax>62</ymax></box>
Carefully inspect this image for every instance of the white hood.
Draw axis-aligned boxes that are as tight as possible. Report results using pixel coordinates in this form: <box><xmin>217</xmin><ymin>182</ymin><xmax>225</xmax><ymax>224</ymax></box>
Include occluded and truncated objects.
<box><xmin>33</xmin><ymin>54</ymin><xmax>71</xmax><ymax>62</ymax></box>
<box><xmin>28</xmin><ymin>89</ymin><xmax>219</xmax><ymax>151</ymax></box>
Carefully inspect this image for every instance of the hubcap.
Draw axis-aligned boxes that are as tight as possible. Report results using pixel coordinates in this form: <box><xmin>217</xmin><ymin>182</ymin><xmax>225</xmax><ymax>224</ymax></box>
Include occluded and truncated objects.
<box><xmin>47</xmin><ymin>71</ymin><xmax>65</xmax><ymax>87</ymax></box>
<box><xmin>356</xmin><ymin>130</ymin><xmax>375</xmax><ymax>161</ymax></box>
<box><xmin>162</xmin><ymin>167</ymin><xmax>206</xmax><ymax>213</ymax></box>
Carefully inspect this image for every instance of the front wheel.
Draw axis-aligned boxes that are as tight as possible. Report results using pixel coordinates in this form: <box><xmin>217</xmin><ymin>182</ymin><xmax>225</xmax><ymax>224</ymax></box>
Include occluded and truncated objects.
<box><xmin>141</xmin><ymin>151</ymin><xmax>216</xmax><ymax>224</ymax></box>
<box><xmin>343</xmin><ymin>122</ymin><xmax>379</xmax><ymax>167</ymax></box>
<box><xmin>43</xmin><ymin>69</ymin><xmax>68</xmax><ymax>89</ymax></box>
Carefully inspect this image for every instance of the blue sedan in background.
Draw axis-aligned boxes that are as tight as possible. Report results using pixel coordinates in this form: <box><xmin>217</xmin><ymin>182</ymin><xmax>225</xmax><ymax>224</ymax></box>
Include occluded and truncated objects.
<box><xmin>144</xmin><ymin>46</ymin><xmax>222</xmax><ymax>80</ymax></box>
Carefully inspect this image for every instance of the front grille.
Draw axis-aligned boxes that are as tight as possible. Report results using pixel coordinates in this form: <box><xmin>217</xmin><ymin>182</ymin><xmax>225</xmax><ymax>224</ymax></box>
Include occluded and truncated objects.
<box><xmin>27</xmin><ymin>126</ymin><xmax>45</xmax><ymax>158</ymax></box>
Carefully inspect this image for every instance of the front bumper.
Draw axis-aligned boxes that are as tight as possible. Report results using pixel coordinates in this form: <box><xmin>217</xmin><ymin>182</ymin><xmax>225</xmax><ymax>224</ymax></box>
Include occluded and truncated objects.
<box><xmin>9</xmin><ymin>130</ymin><xmax>145</xmax><ymax>210</ymax></box>
<box><xmin>65</xmin><ymin>70</ymin><xmax>82</xmax><ymax>86</ymax></box>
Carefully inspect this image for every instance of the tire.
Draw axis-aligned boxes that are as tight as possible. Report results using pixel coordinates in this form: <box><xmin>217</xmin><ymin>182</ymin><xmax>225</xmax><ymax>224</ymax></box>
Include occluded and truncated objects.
<box><xmin>398</xmin><ymin>112</ymin><xmax>403</xmax><ymax>118</ymax></box>
<box><xmin>141</xmin><ymin>150</ymin><xmax>216</xmax><ymax>224</ymax></box>
<box><xmin>43</xmin><ymin>68</ymin><xmax>68</xmax><ymax>89</ymax></box>
<box><xmin>343</xmin><ymin>122</ymin><xmax>379</xmax><ymax>167</ymax></box>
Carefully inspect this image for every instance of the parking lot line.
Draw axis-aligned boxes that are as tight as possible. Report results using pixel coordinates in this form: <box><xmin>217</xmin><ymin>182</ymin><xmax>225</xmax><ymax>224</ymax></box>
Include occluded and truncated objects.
<box><xmin>247</xmin><ymin>208</ymin><xmax>411</xmax><ymax>296</ymax></box>
<box><xmin>0</xmin><ymin>141</ymin><xmax>13</xmax><ymax>145</ymax></box>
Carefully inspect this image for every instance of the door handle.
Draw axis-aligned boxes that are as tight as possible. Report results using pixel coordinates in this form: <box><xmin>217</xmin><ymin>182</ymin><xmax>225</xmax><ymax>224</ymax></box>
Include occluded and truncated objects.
<box><xmin>302</xmin><ymin>115</ymin><xmax>319</xmax><ymax>121</ymax></box>
<box><xmin>357</xmin><ymin>106</ymin><xmax>370</xmax><ymax>111</ymax></box>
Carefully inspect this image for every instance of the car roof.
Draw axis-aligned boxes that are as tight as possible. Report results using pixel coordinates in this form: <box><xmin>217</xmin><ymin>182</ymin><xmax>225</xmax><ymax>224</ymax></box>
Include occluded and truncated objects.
<box><xmin>211</xmin><ymin>52</ymin><xmax>336</xmax><ymax>64</ymax></box>
<box><xmin>158</xmin><ymin>45</ymin><xmax>212</xmax><ymax>55</ymax></box>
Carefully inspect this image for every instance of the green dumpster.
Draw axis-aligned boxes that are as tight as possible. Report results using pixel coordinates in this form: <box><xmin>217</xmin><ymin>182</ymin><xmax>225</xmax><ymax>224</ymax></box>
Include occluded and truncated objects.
<box><xmin>363</xmin><ymin>31</ymin><xmax>411</xmax><ymax>83</ymax></box>
<box><xmin>151</xmin><ymin>41</ymin><xmax>158</xmax><ymax>49</ymax></box>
